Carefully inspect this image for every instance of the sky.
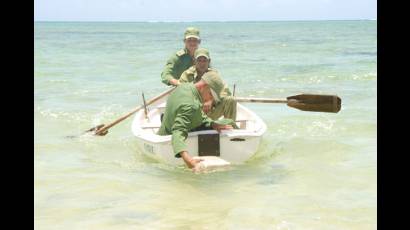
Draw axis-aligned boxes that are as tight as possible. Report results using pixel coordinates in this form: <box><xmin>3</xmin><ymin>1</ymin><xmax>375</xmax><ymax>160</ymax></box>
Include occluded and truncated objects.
<box><xmin>35</xmin><ymin>0</ymin><xmax>377</xmax><ymax>22</ymax></box>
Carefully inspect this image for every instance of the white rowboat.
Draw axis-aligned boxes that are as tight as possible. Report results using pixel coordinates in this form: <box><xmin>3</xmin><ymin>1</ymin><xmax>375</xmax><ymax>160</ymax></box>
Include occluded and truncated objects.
<box><xmin>131</xmin><ymin>93</ymin><xmax>267</xmax><ymax>165</ymax></box>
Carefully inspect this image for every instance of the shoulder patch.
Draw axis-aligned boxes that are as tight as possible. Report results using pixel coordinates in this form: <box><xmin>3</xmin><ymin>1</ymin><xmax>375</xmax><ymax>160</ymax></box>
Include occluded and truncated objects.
<box><xmin>176</xmin><ymin>49</ymin><xmax>186</xmax><ymax>56</ymax></box>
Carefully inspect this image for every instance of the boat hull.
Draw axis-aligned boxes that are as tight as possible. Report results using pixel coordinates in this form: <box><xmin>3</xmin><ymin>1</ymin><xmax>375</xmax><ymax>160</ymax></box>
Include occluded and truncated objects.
<box><xmin>134</xmin><ymin>131</ymin><xmax>263</xmax><ymax>164</ymax></box>
<box><xmin>131</xmin><ymin>91</ymin><xmax>266</xmax><ymax>165</ymax></box>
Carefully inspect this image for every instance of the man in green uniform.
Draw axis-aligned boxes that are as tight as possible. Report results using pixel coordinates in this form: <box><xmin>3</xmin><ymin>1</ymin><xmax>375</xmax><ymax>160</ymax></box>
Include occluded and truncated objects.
<box><xmin>179</xmin><ymin>48</ymin><xmax>237</xmax><ymax>120</ymax></box>
<box><xmin>161</xmin><ymin>27</ymin><xmax>201</xmax><ymax>86</ymax></box>
<box><xmin>157</xmin><ymin>72</ymin><xmax>235</xmax><ymax>170</ymax></box>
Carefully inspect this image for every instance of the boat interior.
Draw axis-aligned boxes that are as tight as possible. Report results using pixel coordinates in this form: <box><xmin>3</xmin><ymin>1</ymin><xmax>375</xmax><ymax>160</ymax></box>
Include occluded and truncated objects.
<box><xmin>136</xmin><ymin>101</ymin><xmax>263</xmax><ymax>135</ymax></box>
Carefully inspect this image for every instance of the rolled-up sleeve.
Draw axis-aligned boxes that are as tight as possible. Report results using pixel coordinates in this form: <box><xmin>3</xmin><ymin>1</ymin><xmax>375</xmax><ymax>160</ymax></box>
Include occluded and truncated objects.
<box><xmin>201</xmin><ymin>111</ymin><xmax>214</xmax><ymax>128</ymax></box>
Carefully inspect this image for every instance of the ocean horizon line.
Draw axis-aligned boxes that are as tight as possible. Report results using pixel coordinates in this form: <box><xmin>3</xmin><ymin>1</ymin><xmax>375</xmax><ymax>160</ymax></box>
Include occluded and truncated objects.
<box><xmin>34</xmin><ymin>19</ymin><xmax>376</xmax><ymax>23</ymax></box>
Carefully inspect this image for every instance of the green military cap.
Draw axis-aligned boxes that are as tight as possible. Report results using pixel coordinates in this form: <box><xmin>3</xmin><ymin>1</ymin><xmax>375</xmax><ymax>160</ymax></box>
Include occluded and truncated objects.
<box><xmin>195</xmin><ymin>48</ymin><xmax>210</xmax><ymax>60</ymax></box>
<box><xmin>202</xmin><ymin>71</ymin><xmax>224</xmax><ymax>103</ymax></box>
<box><xmin>184</xmin><ymin>27</ymin><xmax>200</xmax><ymax>40</ymax></box>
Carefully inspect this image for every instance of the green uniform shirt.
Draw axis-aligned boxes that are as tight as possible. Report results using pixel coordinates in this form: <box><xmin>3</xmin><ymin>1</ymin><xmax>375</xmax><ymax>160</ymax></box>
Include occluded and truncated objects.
<box><xmin>157</xmin><ymin>83</ymin><xmax>214</xmax><ymax>157</ymax></box>
<box><xmin>161</xmin><ymin>48</ymin><xmax>194</xmax><ymax>85</ymax></box>
<box><xmin>179</xmin><ymin>66</ymin><xmax>232</xmax><ymax>97</ymax></box>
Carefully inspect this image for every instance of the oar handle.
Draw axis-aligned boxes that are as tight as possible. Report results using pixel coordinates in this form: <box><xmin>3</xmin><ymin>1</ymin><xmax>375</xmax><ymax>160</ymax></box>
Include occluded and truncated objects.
<box><xmin>94</xmin><ymin>87</ymin><xmax>175</xmax><ymax>135</ymax></box>
<box><xmin>234</xmin><ymin>97</ymin><xmax>288</xmax><ymax>103</ymax></box>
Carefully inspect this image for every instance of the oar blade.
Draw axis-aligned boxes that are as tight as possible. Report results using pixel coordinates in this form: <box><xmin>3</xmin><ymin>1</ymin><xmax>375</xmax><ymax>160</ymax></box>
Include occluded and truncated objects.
<box><xmin>85</xmin><ymin>124</ymin><xmax>105</xmax><ymax>133</ymax></box>
<box><xmin>65</xmin><ymin>124</ymin><xmax>107</xmax><ymax>138</ymax></box>
<box><xmin>85</xmin><ymin>124</ymin><xmax>109</xmax><ymax>136</ymax></box>
<box><xmin>286</xmin><ymin>94</ymin><xmax>341</xmax><ymax>113</ymax></box>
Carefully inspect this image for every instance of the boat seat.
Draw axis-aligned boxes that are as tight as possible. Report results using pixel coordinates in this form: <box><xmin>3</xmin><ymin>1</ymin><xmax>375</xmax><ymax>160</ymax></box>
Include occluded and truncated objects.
<box><xmin>235</xmin><ymin>119</ymin><xmax>249</xmax><ymax>129</ymax></box>
<box><xmin>141</xmin><ymin>120</ymin><xmax>252</xmax><ymax>130</ymax></box>
<box><xmin>156</xmin><ymin>104</ymin><xmax>166</xmax><ymax>108</ymax></box>
<box><xmin>141</xmin><ymin>125</ymin><xmax>161</xmax><ymax>129</ymax></box>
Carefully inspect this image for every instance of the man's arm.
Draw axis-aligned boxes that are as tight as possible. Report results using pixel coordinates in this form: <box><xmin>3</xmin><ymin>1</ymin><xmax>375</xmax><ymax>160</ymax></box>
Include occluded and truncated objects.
<box><xmin>161</xmin><ymin>55</ymin><xmax>180</xmax><ymax>86</ymax></box>
<box><xmin>180</xmin><ymin>151</ymin><xmax>203</xmax><ymax>169</ymax></box>
<box><xmin>201</xmin><ymin>110</ymin><xmax>235</xmax><ymax>132</ymax></box>
<box><xmin>200</xmin><ymin>110</ymin><xmax>214</xmax><ymax>128</ymax></box>
<box><xmin>171</xmin><ymin>105</ymin><xmax>195</xmax><ymax>158</ymax></box>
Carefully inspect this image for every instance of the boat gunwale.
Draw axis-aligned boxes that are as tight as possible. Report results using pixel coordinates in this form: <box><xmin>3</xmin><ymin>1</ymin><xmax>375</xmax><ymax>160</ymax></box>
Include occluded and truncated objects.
<box><xmin>131</xmin><ymin>95</ymin><xmax>267</xmax><ymax>143</ymax></box>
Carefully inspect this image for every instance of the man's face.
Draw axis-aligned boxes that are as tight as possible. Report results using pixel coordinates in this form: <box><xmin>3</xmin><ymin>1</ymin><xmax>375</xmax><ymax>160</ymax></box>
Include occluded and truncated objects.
<box><xmin>184</xmin><ymin>37</ymin><xmax>200</xmax><ymax>52</ymax></box>
<box><xmin>201</xmin><ymin>86</ymin><xmax>214</xmax><ymax>104</ymax></box>
<box><xmin>195</xmin><ymin>56</ymin><xmax>209</xmax><ymax>73</ymax></box>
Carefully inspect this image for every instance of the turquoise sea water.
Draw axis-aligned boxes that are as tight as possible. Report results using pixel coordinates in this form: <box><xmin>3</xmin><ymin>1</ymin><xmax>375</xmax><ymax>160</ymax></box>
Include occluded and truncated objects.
<box><xmin>35</xmin><ymin>21</ymin><xmax>376</xmax><ymax>229</ymax></box>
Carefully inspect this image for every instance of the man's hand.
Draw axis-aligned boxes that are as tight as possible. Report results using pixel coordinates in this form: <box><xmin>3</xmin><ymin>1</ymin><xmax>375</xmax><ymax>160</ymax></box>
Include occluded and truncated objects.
<box><xmin>202</xmin><ymin>100</ymin><xmax>213</xmax><ymax>114</ymax></box>
<box><xmin>180</xmin><ymin>151</ymin><xmax>203</xmax><ymax>169</ymax></box>
<box><xmin>212</xmin><ymin>123</ymin><xmax>233</xmax><ymax>133</ymax></box>
<box><xmin>169</xmin><ymin>79</ymin><xmax>180</xmax><ymax>86</ymax></box>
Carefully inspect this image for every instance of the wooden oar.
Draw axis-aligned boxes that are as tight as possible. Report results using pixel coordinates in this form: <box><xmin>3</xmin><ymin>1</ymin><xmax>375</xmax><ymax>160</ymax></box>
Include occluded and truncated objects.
<box><xmin>235</xmin><ymin>94</ymin><xmax>341</xmax><ymax>113</ymax></box>
<box><xmin>79</xmin><ymin>87</ymin><xmax>175</xmax><ymax>137</ymax></box>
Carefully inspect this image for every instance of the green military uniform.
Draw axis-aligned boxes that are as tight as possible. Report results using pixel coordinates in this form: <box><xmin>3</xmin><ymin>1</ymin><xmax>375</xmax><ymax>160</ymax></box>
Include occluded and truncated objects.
<box><xmin>180</xmin><ymin>66</ymin><xmax>231</xmax><ymax>97</ymax></box>
<box><xmin>157</xmin><ymin>83</ymin><xmax>213</xmax><ymax>157</ymax></box>
<box><xmin>157</xmin><ymin>72</ymin><xmax>237</xmax><ymax>158</ymax></box>
<box><xmin>160</xmin><ymin>48</ymin><xmax>194</xmax><ymax>85</ymax></box>
<box><xmin>160</xmin><ymin>27</ymin><xmax>200</xmax><ymax>86</ymax></box>
<box><xmin>179</xmin><ymin>67</ymin><xmax>237</xmax><ymax>121</ymax></box>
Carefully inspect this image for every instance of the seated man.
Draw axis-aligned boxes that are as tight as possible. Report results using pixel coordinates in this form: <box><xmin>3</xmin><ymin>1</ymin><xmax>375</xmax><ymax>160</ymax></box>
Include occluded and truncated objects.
<box><xmin>160</xmin><ymin>27</ymin><xmax>201</xmax><ymax>86</ymax></box>
<box><xmin>157</xmin><ymin>72</ymin><xmax>236</xmax><ymax>170</ymax></box>
<box><xmin>179</xmin><ymin>48</ymin><xmax>237</xmax><ymax>121</ymax></box>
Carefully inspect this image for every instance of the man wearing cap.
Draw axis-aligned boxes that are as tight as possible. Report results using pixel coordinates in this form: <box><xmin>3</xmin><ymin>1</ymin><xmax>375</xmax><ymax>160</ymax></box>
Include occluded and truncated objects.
<box><xmin>157</xmin><ymin>72</ymin><xmax>236</xmax><ymax>171</ymax></box>
<box><xmin>179</xmin><ymin>48</ymin><xmax>237</xmax><ymax>120</ymax></box>
<box><xmin>161</xmin><ymin>27</ymin><xmax>201</xmax><ymax>86</ymax></box>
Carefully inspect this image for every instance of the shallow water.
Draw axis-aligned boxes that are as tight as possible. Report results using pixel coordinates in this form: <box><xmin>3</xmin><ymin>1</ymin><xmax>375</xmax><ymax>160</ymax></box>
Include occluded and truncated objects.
<box><xmin>35</xmin><ymin>21</ymin><xmax>376</xmax><ymax>229</ymax></box>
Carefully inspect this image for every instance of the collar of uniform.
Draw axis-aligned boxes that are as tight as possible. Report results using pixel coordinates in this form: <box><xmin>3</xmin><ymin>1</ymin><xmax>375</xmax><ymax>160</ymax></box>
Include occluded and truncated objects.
<box><xmin>193</xmin><ymin>69</ymin><xmax>199</xmax><ymax>82</ymax></box>
<box><xmin>186</xmin><ymin>66</ymin><xmax>196</xmax><ymax>74</ymax></box>
<box><xmin>176</xmin><ymin>48</ymin><xmax>188</xmax><ymax>57</ymax></box>
<box><xmin>185</xmin><ymin>48</ymin><xmax>196</xmax><ymax>60</ymax></box>
<box><xmin>194</xmin><ymin>67</ymin><xmax>213</xmax><ymax>83</ymax></box>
